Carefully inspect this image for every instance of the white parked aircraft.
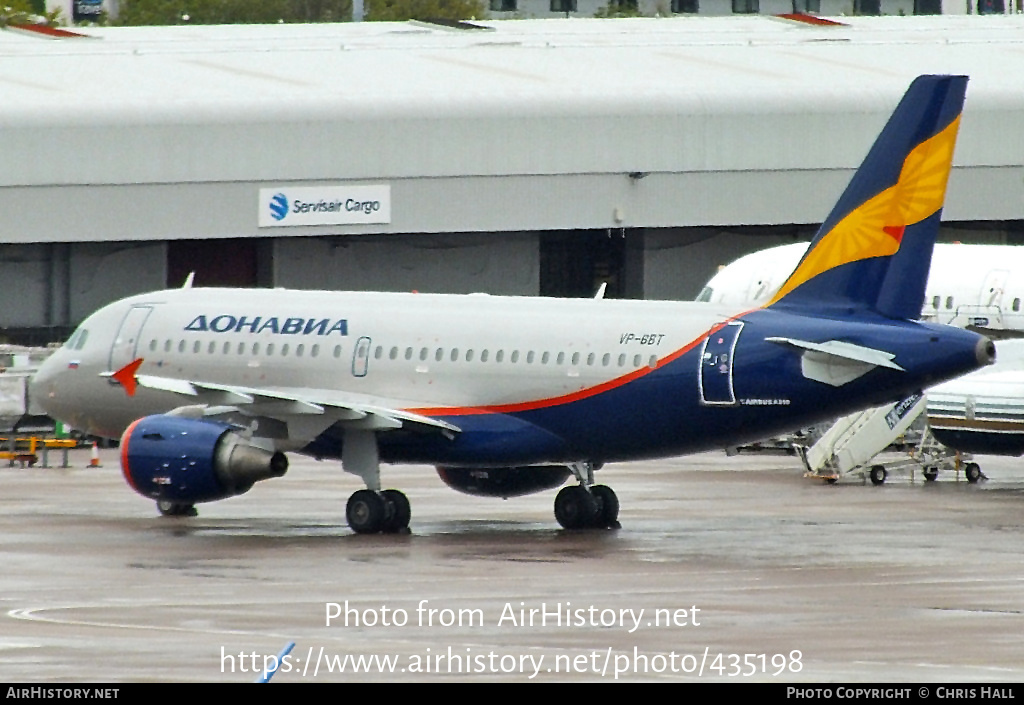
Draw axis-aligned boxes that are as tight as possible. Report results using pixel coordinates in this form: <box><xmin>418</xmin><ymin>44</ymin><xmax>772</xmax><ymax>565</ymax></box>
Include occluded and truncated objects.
<box><xmin>30</xmin><ymin>75</ymin><xmax>993</xmax><ymax>531</ymax></box>
<box><xmin>699</xmin><ymin>242</ymin><xmax>1024</xmax><ymax>338</ymax></box>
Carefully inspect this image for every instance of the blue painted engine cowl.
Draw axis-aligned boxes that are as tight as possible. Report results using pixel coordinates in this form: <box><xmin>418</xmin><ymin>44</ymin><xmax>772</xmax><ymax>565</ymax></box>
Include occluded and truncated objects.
<box><xmin>120</xmin><ymin>415</ymin><xmax>288</xmax><ymax>504</ymax></box>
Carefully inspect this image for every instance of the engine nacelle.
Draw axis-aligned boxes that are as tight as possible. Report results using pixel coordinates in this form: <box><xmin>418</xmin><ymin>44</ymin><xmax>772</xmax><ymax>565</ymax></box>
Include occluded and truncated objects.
<box><xmin>436</xmin><ymin>465</ymin><xmax>570</xmax><ymax>498</ymax></box>
<box><xmin>120</xmin><ymin>415</ymin><xmax>288</xmax><ymax>504</ymax></box>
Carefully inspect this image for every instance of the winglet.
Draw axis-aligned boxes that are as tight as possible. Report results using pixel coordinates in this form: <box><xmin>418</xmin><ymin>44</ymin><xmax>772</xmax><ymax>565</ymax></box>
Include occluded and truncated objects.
<box><xmin>111</xmin><ymin>358</ymin><xmax>144</xmax><ymax>396</ymax></box>
<box><xmin>767</xmin><ymin>75</ymin><xmax>968</xmax><ymax>319</ymax></box>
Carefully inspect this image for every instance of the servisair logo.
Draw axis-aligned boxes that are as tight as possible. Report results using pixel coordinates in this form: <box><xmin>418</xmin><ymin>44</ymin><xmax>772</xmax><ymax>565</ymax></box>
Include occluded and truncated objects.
<box><xmin>269</xmin><ymin>193</ymin><xmax>289</xmax><ymax>222</ymax></box>
<box><xmin>259</xmin><ymin>185</ymin><xmax>390</xmax><ymax>227</ymax></box>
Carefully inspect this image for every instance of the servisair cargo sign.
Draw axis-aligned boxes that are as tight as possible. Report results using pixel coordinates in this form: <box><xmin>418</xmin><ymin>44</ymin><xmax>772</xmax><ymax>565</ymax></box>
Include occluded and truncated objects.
<box><xmin>258</xmin><ymin>185</ymin><xmax>391</xmax><ymax>227</ymax></box>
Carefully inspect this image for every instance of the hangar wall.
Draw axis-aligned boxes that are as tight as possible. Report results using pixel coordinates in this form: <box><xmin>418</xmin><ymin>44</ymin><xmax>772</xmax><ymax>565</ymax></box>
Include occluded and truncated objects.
<box><xmin>272</xmin><ymin>232</ymin><xmax>541</xmax><ymax>296</ymax></box>
<box><xmin>4</xmin><ymin>18</ymin><xmax>1024</xmax><ymax>344</ymax></box>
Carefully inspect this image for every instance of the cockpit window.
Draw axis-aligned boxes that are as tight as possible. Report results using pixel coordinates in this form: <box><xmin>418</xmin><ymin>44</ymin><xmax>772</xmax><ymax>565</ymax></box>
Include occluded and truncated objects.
<box><xmin>65</xmin><ymin>327</ymin><xmax>89</xmax><ymax>351</ymax></box>
<box><xmin>695</xmin><ymin>287</ymin><xmax>713</xmax><ymax>303</ymax></box>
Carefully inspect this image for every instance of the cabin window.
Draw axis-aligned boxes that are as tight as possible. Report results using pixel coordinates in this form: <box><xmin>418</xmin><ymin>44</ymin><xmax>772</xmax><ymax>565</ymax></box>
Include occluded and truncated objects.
<box><xmin>375</xmin><ymin>346</ymin><xmax>384</xmax><ymax>360</ymax></box>
<box><xmin>466</xmin><ymin>349</ymin><xmax>475</xmax><ymax>362</ymax></box>
<box><xmin>945</xmin><ymin>296</ymin><xmax>954</xmax><ymax>310</ymax></box>
<box><xmin>390</xmin><ymin>347</ymin><xmax>399</xmax><ymax>360</ymax></box>
<box><xmin>572</xmin><ymin>352</ymin><xmax>580</xmax><ymax>366</ymax></box>
<box><xmin>1014</xmin><ymin>298</ymin><xmax>1021</xmax><ymax>312</ymax></box>
<box><xmin>542</xmin><ymin>352</ymin><xmax>550</xmax><ymax>365</ymax></box>
<box><xmin>511</xmin><ymin>351</ymin><xmax>520</xmax><ymax>364</ymax></box>
<box><xmin>311</xmin><ymin>344</ymin><xmax>319</xmax><ymax>358</ymax></box>
<box><xmin>297</xmin><ymin>344</ymin><xmax>305</xmax><ymax>357</ymax></box>
<box><xmin>420</xmin><ymin>347</ymin><xmax>429</xmax><ymax>361</ymax></box>
<box><xmin>208</xmin><ymin>341</ymin><xmax>216</xmax><ymax>354</ymax></box>
<box><xmin>527</xmin><ymin>351</ymin><xmax>535</xmax><ymax>364</ymax></box>
<box><xmin>587</xmin><ymin>353</ymin><xmax>595</xmax><ymax>366</ymax></box>
<box><xmin>405</xmin><ymin>347</ymin><xmax>413</xmax><ymax>361</ymax></box>
<box><xmin>481</xmin><ymin>350</ymin><xmax>489</xmax><ymax>363</ymax></box>
<box><xmin>649</xmin><ymin>355</ymin><xmax>658</xmax><ymax>368</ymax></box>
<box><xmin>281</xmin><ymin>344</ymin><xmax>290</xmax><ymax>356</ymax></box>
<box><xmin>634</xmin><ymin>354</ymin><xmax>642</xmax><ymax>367</ymax></box>
<box><xmin>237</xmin><ymin>342</ymin><xmax>245</xmax><ymax>355</ymax></box>
<box><xmin>931</xmin><ymin>295</ymin><xmax>940</xmax><ymax>310</ymax></box>
<box><xmin>496</xmin><ymin>350</ymin><xmax>505</xmax><ymax>363</ymax></box>
<box><xmin>252</xmin><ymin>343</ymin><xmax>260</xmax><ymax>355</ymax></box>
<box><xmin>602</xmin><ymin>353</ymin><xmax>611</xmax><ymax>366</ymax></box>
<box><xmin>618</xmin><ymin>354</ymin><xmax>626</xmax><ymax>367</ymax></box>
<box><xmin>266</xmin><ymin>343</ymin><xmax>275</xmax><ymax>356</ymax></box>
<box><xmin>334</xmin><ymin>345</ymin><xmax>342</xmax><ymax>358</ymax></box>
<box><xmin>556</xmin><ymin>352</ymin><xmax>565</xmax><ymax>365</ymax></box>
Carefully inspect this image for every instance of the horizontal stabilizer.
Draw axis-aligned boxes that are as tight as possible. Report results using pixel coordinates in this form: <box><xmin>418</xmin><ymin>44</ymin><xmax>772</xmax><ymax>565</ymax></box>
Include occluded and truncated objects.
<box><xmin>766</xmin><ymin>337</ymin><xmax>903</xmax><ymax>387</ymax></box>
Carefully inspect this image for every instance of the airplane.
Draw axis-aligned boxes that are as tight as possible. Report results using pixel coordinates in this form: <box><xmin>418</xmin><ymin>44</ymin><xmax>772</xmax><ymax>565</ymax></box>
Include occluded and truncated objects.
<box><xmin>927</xmin><ymin>339</ymin><xmax>1024</xmax><ymax>460</ymax></box>
<box><xmin>30</xmin><ymin>75</ymin><xmax>994</xmax><ymax>533</ymax></box>
<box><xmin>699</xmin><ymin>242</ymin><xmax>1024</xmax><ymax>339</ymax></box>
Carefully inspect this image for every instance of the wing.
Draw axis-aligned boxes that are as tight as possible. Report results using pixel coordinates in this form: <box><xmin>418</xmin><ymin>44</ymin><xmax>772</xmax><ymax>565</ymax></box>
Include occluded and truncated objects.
<box><xmin>104</xmin><ymin>358</ymin><xmax>460</xmax><ymax>445</ymax></box>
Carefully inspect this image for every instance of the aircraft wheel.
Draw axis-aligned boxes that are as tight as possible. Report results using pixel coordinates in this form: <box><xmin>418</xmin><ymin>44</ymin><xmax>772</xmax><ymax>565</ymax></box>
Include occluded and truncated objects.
<box><xmin>157</xmin><ymin>500</ymin><xmax>197</xmax><ymax>517</ymax></box>
<box><xmin>869</xmin><ymin>465</ymin><xmax>887</xmax><ymax>486</ymax></box>
<box><xmin>924</xmin><ymin>468</ymin><xmax>938</xmax><ymax>482</ymax></box>
<box><xmin>554</xmin><ymin>485</ymin><xmax>598</xmax><ymax>530</ymax></box>
<box><xmin>965</xmin><ymin>462</ymin><xmax>983</xmax><ymax>484</ymax></box>
<box><xmin>381</xmin><ymin>489</ymin><xmax>411</xmax><ymax>533</ymax></box>
<box><xmin>591</xmin><ymin>485</ymin><xmax>620</xmax><ymax>529</ymax></box>
<box><xmin>347</xmin><ymin>489</ymin><xmax>386</xmax><ymax>534</ymax></box>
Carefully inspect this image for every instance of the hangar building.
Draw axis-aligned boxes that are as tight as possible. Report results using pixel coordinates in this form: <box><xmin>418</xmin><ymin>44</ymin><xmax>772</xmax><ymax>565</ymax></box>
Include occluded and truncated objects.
<box><xmin>2</xmin><ymin>14</ymin><xmax>1023</xmax><ymax>344</ymax></box>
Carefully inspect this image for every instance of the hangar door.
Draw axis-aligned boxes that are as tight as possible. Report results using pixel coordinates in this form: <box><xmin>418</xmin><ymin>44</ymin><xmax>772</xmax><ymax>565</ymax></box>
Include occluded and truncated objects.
<box><xmin>167</xmin><ymin>238</ymin><xmax>268</xmax><ymax>288</ymax></box>
<box><xmin>540</xmin><ymin>230</ymin><xmax>628</xmax><ymax>299</ymax></box>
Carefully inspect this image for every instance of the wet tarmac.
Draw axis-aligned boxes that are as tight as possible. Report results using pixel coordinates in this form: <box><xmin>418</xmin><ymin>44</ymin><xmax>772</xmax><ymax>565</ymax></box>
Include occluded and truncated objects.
<box><xmin>2</xmin><ymin>447</ymin><xmax>1023</xmax><ymax>682</ymax></box>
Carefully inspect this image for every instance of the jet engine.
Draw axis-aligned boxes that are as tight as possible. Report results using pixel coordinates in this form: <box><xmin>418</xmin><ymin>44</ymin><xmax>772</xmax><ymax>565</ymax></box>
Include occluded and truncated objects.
<box><xmin>436</xmin><ymin>465</ymin><xmax>570</xmax><ymax>498</ymax></box>
<box><xmin>120</xmin><ymin>415</ymin><xmax>288</xmax><ymax>504</ymax></box>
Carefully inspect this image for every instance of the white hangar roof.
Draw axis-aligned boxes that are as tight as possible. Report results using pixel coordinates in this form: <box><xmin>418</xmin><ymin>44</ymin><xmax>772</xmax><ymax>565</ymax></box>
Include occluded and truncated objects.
<box><xmin>2</xmin><ymin>15</ymin><xmax>1023</xmax><ymax>242</ymax></box>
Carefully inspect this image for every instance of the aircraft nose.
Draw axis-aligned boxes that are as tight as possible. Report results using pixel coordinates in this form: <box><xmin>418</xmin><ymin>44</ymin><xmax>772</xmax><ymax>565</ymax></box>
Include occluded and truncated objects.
<box><xmin>30</xmin><ymin>353</ymin><xmax>65</xmax><ymax>412</ymax></box>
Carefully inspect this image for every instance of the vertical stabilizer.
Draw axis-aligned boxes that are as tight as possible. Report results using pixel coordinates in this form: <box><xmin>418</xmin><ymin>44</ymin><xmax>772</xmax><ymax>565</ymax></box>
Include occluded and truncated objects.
<box><xmin>767</xmin><ymin>75</ymin><xmax>967</xmax><ymax>319</ymax></box>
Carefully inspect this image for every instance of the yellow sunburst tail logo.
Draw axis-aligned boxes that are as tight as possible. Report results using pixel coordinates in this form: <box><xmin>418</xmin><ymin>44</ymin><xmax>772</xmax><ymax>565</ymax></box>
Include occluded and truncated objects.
<box><xmin>767</xmin><ymin>75</ymin><xmax>968</xmax><ymax>320</ymax></box>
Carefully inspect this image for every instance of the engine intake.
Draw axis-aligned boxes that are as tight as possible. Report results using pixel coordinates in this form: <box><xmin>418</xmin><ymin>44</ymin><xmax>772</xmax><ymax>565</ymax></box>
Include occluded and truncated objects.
<box><xmin>436</xmin><ymin>465</ymin><xmax>570</xmax><ymax>498</ymax></box>
<box><xmin>121</xmin><ymin>415</ymin><xmax>288</xmax><ymax>504</ymax></box>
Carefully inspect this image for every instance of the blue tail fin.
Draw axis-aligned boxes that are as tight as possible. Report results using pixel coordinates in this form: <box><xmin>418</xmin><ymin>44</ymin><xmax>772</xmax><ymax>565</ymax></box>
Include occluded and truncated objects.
<box><xmin>767</xmin><ymin>75</ymin><xmax>968</xmax><ymax>319</ymax></box>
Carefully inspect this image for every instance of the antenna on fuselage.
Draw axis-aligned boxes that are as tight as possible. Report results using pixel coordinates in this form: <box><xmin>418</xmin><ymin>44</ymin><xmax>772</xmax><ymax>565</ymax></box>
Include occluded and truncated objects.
<box><xmin>182</xmin><ymin>272</ymin><xmax>195</xmax><ymax>289</ymax></box>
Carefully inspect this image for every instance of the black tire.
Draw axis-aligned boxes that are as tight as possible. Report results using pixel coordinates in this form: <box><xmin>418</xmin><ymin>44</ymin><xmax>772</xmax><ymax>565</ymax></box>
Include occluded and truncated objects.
<box><xmin>157</xmin><ymin>500</ymin><xmax>197</xmax><ymax>517</ymax></box>
<box><xmin>591</xmin><ymin>485</ymin><xmax>620</xmax><ymax>528</ymax></box>
<box><xmin>554</xmin><ymin>485</ymin><xmax>598</xmax><ymax>529</ymax></box>
<box><xmin>347</xmin><ymin>489</ymin><xmax>386</xmax><ymax>534</ymax></box>
<box><xmin>869</xmin><ymin>465</ymin><xmax>887</xmax><ymax>486</ymax></box>
<box><xmin>965</xmin><ymin>462</ymin><xmax>983</xmax><ymax>484</ymax></box>
<box><xmin>924</xmin><ymin>468</ymin><xmax>938</xmax><ymax>482</ymax></box>
<box><xmin>381</xmin><ymin>489</ymin><xmax>411</xmax><ymax>533</ymax></box>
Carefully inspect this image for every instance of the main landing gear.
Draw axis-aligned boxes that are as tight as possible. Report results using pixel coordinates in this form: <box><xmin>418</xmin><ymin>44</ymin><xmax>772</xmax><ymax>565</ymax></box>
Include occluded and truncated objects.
<box><xmin>554</xmin><ymin>462</ymin><xmax>620</xmax><ymax>530</ymax></box>
<box><xmin>346</xmin><ymin>488</ymin><xmax>411</xmax><ymax>534</ymax></box>
<box><xmin>342</xmin><ymin>429</ymin><xmax>412</xmax><ymax>534</ymax></box>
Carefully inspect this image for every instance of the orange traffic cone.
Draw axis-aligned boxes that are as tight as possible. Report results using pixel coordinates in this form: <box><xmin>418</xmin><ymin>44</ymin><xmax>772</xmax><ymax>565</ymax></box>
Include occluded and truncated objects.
<box><xmin>89</xmin><ymin>442</ymin><xmax>102</xmax><ymax>468</ymax></box>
